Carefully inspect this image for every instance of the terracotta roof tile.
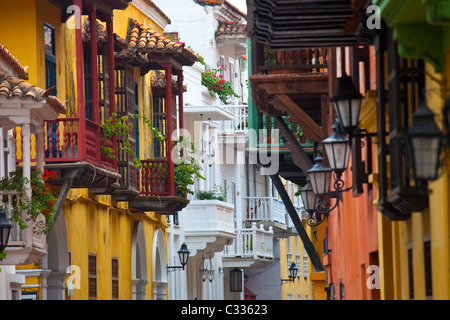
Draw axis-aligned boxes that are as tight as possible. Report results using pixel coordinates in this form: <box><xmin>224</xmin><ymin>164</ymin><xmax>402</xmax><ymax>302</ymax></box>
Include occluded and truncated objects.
<box><xmin>215</xmin><ymin>21</ymin><xmax>247</xmax><ymax>39</ymax></box>
<box><xmin>194</xmin><ymin>0</ymin><xmax>225</xmax><ymax>6</ymax></box>
<box><xmin>82</xmin><ymin>18</ymin><xmax>108</xmax><ymax>44</ymax></box>
<box><xmin>0</xmin><ymin>43</ymin><xmax>29</xmax><ymax>80</ymax></box>
<box><xmin>0</xmin><ymin>73</ymin><xmax>66</xmax><ymax>114</ymax></box>
<box><xmin>151</xmin><ymin>70</ymin><xmax>187</xmax><ymax>91</ymax></box>
<box><xmin>114</xmin><ymin>19</ymin><xmax>198</xmax><ymax>66</ymax></box>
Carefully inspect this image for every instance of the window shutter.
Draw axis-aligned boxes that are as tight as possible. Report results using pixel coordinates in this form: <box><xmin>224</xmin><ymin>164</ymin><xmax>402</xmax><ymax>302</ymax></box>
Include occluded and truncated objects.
<box><xmin>112</xmin><ymin>258</ymin><xmax>119</xmax><ymax>300</ymax></box>
<box><xmin>88</xmin><ymin>254</ymin><xmax>97</xmax><ymax>300</ymax></box>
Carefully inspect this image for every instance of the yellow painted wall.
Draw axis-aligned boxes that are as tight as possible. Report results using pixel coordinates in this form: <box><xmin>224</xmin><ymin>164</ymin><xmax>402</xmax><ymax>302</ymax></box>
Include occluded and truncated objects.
<box><xmin>2</xmin><ymin>0</ymin><xmax>170</xmax><ymax>300</ymax></box>
<box><xmin>378</xmin><ymin>52</ymin><xmax>450</xmax><ymax>300</ymax></box>
<box><xmin>280</xmin><ymin>236</ymin><xmax>313</xmax><ymax>300</ymax></box>
<box><xmin>60</xmin><ymin>3</ymin><xmax>169</xmax><ymax>300</ymax></box>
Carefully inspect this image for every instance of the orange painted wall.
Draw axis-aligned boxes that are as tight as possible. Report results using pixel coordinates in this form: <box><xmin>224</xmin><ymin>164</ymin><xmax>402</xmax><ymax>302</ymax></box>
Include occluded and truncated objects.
<box><xmin>323</xmin><ymin>46</ymin><xmax>380</xmax><ymax>300</ymax></box>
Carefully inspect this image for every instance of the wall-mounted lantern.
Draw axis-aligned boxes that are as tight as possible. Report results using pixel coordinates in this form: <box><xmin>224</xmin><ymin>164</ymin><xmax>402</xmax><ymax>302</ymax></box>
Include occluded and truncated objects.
<box><xmin>167</xmin><ymin>242</ymin><xmax>190</xmax><ymax>272</ymax></box>
<box><xmin>0</xmin><ymin>209</ymin><xmax>12</xmax><ymax>258</ymax></box>
<box><xmin>281</xmin><ymin>262</ymin><xmax>299</xmax><ymax>284</ymax></box>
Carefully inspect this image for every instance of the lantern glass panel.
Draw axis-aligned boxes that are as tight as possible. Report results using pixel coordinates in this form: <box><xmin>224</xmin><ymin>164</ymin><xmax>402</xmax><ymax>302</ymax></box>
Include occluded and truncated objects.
<box><xmin>300</xmin><ymin>185</ymin><xmax>317</xmax><ymax>212</ymax></box>
<box><xmin>289</xmin><ymin>263</ymin><xmax>298</xmax><ymax>279</ymax></box>
<box><xmin>178</xmin><ymin>243</ymin><xmax>190</xmax><ymax>266</ymax></box>
<box><xmin>0</xmin><ymin>210</ymin><xmax>11</xmax><ymax>252</ymax></box>
<box><xmin>324</xmin><ymin>139</ymin><xmax>350</xmax><ymax>172</ymax></box>
<box><xmin>411</xmin><ymin>136</ymin><xmax>441</xmax><ymax>180</ymax></box>
<box><xmin>309</xmin><ymin>170</ymin><xmax>332</xmax><ymax>196</ymax></box>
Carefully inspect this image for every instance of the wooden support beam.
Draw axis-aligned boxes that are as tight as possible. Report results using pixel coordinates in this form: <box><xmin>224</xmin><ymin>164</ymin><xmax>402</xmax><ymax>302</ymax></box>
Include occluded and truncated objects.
<box><xmin>274</xmin><ymin>94</ymin><xmax>323</xmax><ymax>142</ymax></box>
<box><xmin>161</xmin><ymin>62</ymin><xmax>175</xmax><ymax>196</ymax></box>
<box><xmin>274</xmin><ymin>116</ymin><xmax>313</xmax><ymax>173</ymax></box>
<box><xmin>270</xmin><ymin>174</ymin><xmax>325</xmax><ymax>272</ymax></box>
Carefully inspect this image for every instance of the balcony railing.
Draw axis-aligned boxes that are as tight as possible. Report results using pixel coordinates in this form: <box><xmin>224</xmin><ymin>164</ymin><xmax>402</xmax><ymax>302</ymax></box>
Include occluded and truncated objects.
<box><xmin>244</xmin><ymin>196</ymin><xmax>304</xmax><ymax>235</ymax></box>
<box><xmin>138</xmin><ymin>159</ymin><xmax>170</xmax><ymax>196</ymax></box>
<box><xmin>257</xmin><ymin>47</ymin><xmax>328</xmax><ymax>75</ymax></box>
<box><xmin>43</xmin><ymin>118</ymin><xmax>81</xmax><ymax>162</ymax></box>
<box><xmin>0</xmin><ymin>190</ymin><xmax>46</xmax><ymax>265</ymax></box>
<box><xmin>14</xmin><ymin>118</ymin><xmax>116</xmax><ymax>173</ymax></box>
<box><xmin>223</xmin><ymin>223</ymin><xmax>274</xmax><ymax>259</ymax></box>
<box><xmin>221</xmin><ymin>105</ymin><xmax>248</xmax><ymax>133</ymax></box>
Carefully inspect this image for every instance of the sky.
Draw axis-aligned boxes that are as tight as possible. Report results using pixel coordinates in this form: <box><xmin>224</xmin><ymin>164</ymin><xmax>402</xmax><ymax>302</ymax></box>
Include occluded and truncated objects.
<box><xmin>227</xmin><ymin>0</ymin><xmax>247</xmax><ymax>13</ymax></box>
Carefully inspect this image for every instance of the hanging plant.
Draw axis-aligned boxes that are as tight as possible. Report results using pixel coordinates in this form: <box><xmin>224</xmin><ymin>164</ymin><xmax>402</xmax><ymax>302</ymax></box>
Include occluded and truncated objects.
<box><xmin>0</xmin><ymin>168</ymin><xmax>57</xmax><ymax>235</ymax></box>
<box><xmin>201</xmin><ymin>65</ymin><xmax>240</xmax><ymax>104</ymax></box>
<box><xmin>173</xmin><ymin>136</ymin><xmax>205</xmax><ymax>200</ymax></box>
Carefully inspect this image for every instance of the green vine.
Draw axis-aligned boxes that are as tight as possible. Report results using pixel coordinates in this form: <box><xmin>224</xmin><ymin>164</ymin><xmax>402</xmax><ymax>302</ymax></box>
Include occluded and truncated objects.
<box><xmin>101</xmin><ymin>115</ymin><xmax>204</xmax><ymax>200</ymax></box>
<box><xmin>101</xmin><ymin>112</ymin><xmax>165</xmax><ymax>168</ymax></box>
<box><xmin>173</xmin><ymin>136</ymin><xmax>205</xmax><ymax>199</ymax></box>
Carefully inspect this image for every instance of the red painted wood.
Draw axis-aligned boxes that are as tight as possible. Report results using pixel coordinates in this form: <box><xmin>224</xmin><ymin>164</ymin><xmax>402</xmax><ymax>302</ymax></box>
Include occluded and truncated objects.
<box><xmin>161</xmin><ymin>63</ymin><xmax>175</xmax><ymax>196</ymax></box>
<box><xmin>88</xmin><ymin>4</ymin><xmax>101</xmax><ymax>165</ymax></box>
<box><xmin>139</xmin><ymin>160</ymin><xmax>170</xmax><ymax>196</ymax></box>
<box><xmin>106</xmin><ymin>15</ymin><xmax>117</xmax><ymax>171</ymax></box>
<box><xmin>74</xmin><ymin>0</ymin><xmax>86</xmax><ymax>161</ymax></box>
<box><xmin>43</xmin><ymin>118</ymin><xmax>81</xmax><ymax>162</ymax></box>
<box><xmin>178</xmin><ymin>69</ymin><xmax>184</xmax><ymax>131</ymax></box>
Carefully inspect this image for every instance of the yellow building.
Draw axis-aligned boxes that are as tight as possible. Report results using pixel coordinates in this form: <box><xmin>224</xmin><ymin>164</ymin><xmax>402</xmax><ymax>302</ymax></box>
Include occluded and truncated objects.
<box><xmin>373</xmin><ymin>0</ymin><xmax>450</xmax><ymax>300</ymax></box>
<box><xmin>1</xmin><ymin>0</ymin><xmax>196</xmax><ymax>300</ymax></box>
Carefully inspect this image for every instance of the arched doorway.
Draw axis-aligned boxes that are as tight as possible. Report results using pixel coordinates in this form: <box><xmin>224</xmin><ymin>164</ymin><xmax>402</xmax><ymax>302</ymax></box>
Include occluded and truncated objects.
<box><xmin>131</xmin><ymin>221</ymin><xmax>148</xmax><ymax>300</ymax></box>
<box><xmin>152</xmin><ymin>228</ymin><xmax>168</xmax><ymax>300</ymax></box>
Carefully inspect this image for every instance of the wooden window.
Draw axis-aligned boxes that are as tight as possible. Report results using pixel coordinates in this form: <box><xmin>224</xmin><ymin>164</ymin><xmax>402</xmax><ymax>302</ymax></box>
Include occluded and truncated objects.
<box><xmin>112</xmin><ymin>257</ymin><xmax>119</xmax><ymax>300</ymax></box>
<box><xmin>88</xmin><ymin>254</ymin><xmax>97</xmax><ymax>300</ymax></box>
<box><xmin>424</xmin><ymin>240</ymin><xmax>432</xmax><ymax>299</ymax></box>
<box><xmin>44</xmin><ymin>23</ymin><xmax>56</xmax><ymax>96</ymax></box>
<box><xmin>114</xmin><ymin>62</ymin><xmax>137</xmax><ymax>189</ymax></box>
<box><xmin>152</xmin><ymin>94</ymin><xmax>167</xmax><ymax>158</ymax></box>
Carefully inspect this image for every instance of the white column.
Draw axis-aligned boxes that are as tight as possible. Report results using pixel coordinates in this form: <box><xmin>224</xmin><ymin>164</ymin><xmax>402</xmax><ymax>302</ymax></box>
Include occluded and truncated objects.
<box><xmin>0</xmin><ymin>128</ymin><xmax>5</xmax><ymax>178</ymax></box>
<box><xmin>22</xmin><ymin>123</ymin><xmax>31</xmax><ymax>198</ymax></box>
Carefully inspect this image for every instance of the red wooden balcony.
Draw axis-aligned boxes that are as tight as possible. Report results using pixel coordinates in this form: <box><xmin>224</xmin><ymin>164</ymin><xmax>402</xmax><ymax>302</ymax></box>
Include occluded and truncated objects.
<box><xmin>129</xmin><ymin>159</ymin><xmax>188</xmax><ymax>215</ymax></box>
<box><xmin>15</xmin><ymin>118</ymin><xmax>119</xmax><ymax>192</ymax></box>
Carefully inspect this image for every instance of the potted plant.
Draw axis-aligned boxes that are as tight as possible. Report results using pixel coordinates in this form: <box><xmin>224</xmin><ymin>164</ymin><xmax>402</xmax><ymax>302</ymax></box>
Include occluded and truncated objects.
<box><xmin>195</xmin><ymin>184</ymin><xmax>227</xmax><ymax>202</ymax></box>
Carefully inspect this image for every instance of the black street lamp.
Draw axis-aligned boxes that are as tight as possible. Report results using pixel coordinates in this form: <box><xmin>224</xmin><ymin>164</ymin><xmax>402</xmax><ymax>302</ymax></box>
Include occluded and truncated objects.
<box><xmin>0</xmin><ymin>209</ymin><xmax>12</xmax><ymax>256</ymax></box>
<box><xmin>281</xmin><ymin>262</ymin><xmax>299</xmax><ymax>284</ymax></box>
<box><xmin>298</xmin><ymin>179</ymin><xmax>318</xmax><ymax>216</ymax></box>
<box><xmin>330</xmin><ymin>73</ymin><xmax>363</xmax><ymax>136</ymax></box>
<box><xmin>322</xmin><ymin>121</ymin><xmax>351</xmax><ymax>182</ymax></box>
<box><xmin>407</xmin><ymin>103</ymin><xmax>443</xmax><ymax>182</ymax></box>
<box><xmin>167</xmin><ymin>242</ymin><xmax>190</xmax><ymax>272</ymax></box>
<box><xmin>307</xmin><ymin>153</ymin><xmax>332</xmax><ymax>197</ymax></box>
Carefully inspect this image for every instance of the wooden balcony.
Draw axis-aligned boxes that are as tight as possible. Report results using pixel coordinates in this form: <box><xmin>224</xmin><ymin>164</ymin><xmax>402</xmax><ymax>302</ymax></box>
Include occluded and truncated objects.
<box><xmin>250</xmin><ymin>47</ymin><xmax>329</xmax><ymax>137</ymax></box>
<box><xmin>128</xmin><ymin>160</ymin><xmax>188</xmax><ymax>215</ymax></box>
<box><xmin>17</xmin><ymin>118</ymin><xmax>120</xmax><ymax>193</ymax></box>
<box><xmin>247</xmin><ymin>0</ymin><xmax>376</xmax><ymax>49</ymax></box>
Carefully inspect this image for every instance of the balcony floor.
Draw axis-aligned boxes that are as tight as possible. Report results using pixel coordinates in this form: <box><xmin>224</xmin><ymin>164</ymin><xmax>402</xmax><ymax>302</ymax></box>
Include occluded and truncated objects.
<box><xmin>129</xmin><ymin>195</ymin><xmax>189</xmax><ymax>215</ymax></box>
<box><xmin>250</xmin><ymin>72</ymin><xmax>328</xmax><ymax>133</ymax></box>
<box><xmin>44</xmin><ymin>161</ymin><xmax>120</xmax><ymax>193</ymax></box>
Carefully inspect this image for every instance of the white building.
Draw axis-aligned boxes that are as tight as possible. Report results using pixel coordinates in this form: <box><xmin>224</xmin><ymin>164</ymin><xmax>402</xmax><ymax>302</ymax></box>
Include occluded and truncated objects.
<box><xmin>153</xmin><ymin>0</ymin><xmax>305</xmax><ymax>300</ymax></box>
